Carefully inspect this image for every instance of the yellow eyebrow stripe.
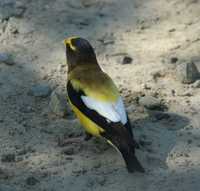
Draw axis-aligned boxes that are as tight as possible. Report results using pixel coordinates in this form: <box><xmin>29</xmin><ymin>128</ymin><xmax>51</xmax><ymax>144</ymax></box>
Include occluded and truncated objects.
<box><xmin>64</xmin><ymin>36</ymin><xmax>79</xmax><ymax>51</ymax></box>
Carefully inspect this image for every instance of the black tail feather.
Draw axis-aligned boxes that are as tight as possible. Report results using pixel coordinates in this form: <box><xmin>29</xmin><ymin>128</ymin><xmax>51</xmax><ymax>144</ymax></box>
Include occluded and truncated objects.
<box><xmin>101</xmin><ymin>122</ymin><xmax>144</xmax><ymax>173</ymax></box>
<box><xmin>121</xmin><ymin>149</ymin><xmax>145</xmax><ymax>173</ymax></box>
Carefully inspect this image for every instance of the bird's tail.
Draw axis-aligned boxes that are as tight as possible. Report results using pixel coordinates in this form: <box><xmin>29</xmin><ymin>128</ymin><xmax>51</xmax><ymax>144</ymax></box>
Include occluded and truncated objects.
<box><xmin>120</xmin><ymin>148</ymin><xmax>145</xmax><ymax>173</ymax></box>
<box><xmin>103</xmin><ymin>122</ymin><xmax>144</xmax><ymax>173</ymax></box>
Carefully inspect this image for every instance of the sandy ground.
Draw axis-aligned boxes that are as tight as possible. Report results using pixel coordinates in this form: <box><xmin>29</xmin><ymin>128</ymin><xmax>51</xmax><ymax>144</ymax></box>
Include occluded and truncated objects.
<box><xmin>0</xmin><ymin>0</ymin><xmax>200</xmax><ymax>190</ymax></box>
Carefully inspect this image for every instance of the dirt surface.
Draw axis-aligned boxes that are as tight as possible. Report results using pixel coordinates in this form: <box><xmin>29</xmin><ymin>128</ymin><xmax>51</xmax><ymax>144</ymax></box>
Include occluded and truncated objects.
<box><xmin>0</xmin><ymin>0</ymin><xmax>200</xmax><ymax>190</ymax></box>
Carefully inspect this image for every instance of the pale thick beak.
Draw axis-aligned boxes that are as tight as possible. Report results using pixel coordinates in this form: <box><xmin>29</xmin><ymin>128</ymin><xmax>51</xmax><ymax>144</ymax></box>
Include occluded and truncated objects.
<box><xmin>64</xmin><ymin>36</ymin><xmax>79</xmax><ymax>51</ymax></box>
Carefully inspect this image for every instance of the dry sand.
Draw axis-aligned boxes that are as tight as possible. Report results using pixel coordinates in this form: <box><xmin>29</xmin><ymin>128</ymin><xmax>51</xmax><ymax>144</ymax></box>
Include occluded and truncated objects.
<box><xmin>0</xmin><ymin>0</ymin><xmax>200</xmax><ymax>190</ymax></box>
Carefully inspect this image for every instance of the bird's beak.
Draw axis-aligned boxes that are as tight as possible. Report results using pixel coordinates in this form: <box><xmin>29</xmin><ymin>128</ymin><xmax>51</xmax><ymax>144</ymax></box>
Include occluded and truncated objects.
<box><xmin>64</xmin><ymin>36</ymin><xmax>78</xmax><ymax>51</ymax></box>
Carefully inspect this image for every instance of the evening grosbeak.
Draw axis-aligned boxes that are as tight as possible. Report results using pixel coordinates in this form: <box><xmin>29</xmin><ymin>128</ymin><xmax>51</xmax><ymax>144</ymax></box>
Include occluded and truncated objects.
<box><xmin>64</xmin><ymin>37</ymin><xmax>144</xmax><ymax>173</ymax></box>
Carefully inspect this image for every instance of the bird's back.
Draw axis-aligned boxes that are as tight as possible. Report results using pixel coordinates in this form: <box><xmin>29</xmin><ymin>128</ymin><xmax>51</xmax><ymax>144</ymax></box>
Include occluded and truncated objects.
<box><xmin>68</xmin><ymin>65</ymin><xmax>119</xmax><ymax>102</ymax></box>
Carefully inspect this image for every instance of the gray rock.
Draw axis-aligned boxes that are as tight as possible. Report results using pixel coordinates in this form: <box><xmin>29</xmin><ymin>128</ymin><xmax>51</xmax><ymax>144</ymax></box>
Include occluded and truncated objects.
<box><xmin>29</xmin><ymin>83</ymin><xmax>51</xmax><ymax>98</ymax></box>
<box><xmin>49</xmin><ymin>91</ymin><xmax>71</xmax><ymax>117</ymax></box>
<box><xmin>0</xmin><ymin>53</ymin><xmax>15</xmax><ymax>65</ymax></box>
<box><xmin>191</xmin><ymin>80</ymin><xmax>200</xmax><ymax>88</ymax></box>
<box><xmin>139</xmin><ymin>96</ymin><xmax>162</xmax><ymax>110</ymax></box>
<box><xmin>176</xmin><ymin>62</ymin><xmax>199</xmax><ymax>84</ymax></box>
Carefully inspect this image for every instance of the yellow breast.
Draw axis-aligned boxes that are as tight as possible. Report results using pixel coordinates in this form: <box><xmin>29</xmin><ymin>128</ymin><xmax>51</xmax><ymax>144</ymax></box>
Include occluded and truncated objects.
<box><xmin>69</xmin><ymin>101</ymin><xmax>104</xmax><ymax>137</ymax></box>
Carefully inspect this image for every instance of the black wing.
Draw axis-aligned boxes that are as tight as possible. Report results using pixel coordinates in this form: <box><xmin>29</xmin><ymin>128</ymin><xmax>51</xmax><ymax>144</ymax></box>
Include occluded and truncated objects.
<box><xmin>67</xmin><ymin>80</ymin><xmax>134</xmax><ymax>140</ymax></box>
<box><xmin>67</xmin><ymin>80</ymin><xmax>111</xmax><ymax>131</ymax></box>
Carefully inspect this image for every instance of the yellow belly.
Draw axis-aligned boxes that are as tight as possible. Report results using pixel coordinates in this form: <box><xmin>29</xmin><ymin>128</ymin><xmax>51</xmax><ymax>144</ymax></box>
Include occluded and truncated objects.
<box><xmin>70</xmin><ymin>103</ymin><xmax>104</xmax><ymax>137</ymax></box>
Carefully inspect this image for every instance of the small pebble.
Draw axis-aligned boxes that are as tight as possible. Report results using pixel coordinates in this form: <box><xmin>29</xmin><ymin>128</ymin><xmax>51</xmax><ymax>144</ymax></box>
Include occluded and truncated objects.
<box><xmin>49</xmin><ymin>91</ymin><xmax>71</xmax><ymax>117</ymax></box>
<box><xmin>169</xmin><ymin>28</ymin><xmax>176</xmax><ymax>32</ymax></box>
<box><xmin>0</xmin><ymin>53</ymin><xmax>10</xmax><ymax>62</ymax></box>
<box><xmin>184</xmin><ymin>153</ymin><xmax>190</xmax><ymax>158</ymax></box>
<box><xmin>122</xmin><ymin>56</ymin><xmax>133</xmax><ymax>64</ymax></box>
<box><xmin>171</xmin><ymin>89</ymin><xmax>176</xmax><ymax>96</ymax></box>
<box><xmin>28</xmin><ymin>83</ymin><xmax>51</xmax><ymax>98</ymax></box>
<box><xmin>139</xmin><ymin>96</ymin><xmax>162</xmax><ymax>110</ymax></box>
<box><xmin>0</xmin><ymin>53</ymin><xmax>15</xmax><ymax>65</ymax></box>
<box><xmin>170</xmin><ymin>57</ymin><xmax>178</xmax><ymax>63</ymax></box>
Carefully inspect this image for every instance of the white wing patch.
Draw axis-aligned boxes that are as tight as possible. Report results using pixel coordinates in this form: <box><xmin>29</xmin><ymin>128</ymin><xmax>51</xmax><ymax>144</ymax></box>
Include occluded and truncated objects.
<box><xmin>114</xmin><ymin>97</ymin><xmax>127</xmax><ymax>124</ymax></box>
<box><xmin>81</xmin><ymin>96</ymin><xmax>127</xmax><ymax>124</ymax></box>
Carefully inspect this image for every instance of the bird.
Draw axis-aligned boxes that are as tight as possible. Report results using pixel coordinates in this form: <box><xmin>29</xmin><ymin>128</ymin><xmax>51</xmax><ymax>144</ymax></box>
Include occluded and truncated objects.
<box><xmin>64</xmin><ymin>36</ymin><xmax>144</xmax><ymax>173</ymax></box>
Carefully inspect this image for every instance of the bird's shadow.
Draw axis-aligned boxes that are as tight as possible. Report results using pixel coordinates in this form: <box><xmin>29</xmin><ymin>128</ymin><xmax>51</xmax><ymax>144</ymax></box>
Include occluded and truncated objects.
<box><xmin>131</xmin><ymin>110</ymin><xmax>190</xmax><ymax>170</ymax></box>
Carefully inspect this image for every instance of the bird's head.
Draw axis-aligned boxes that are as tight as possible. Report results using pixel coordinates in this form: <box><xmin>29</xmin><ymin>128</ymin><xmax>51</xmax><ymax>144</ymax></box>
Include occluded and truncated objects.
<box><xmin>64</xmin><ymin>37</ymin><xmax>98</xmax><ymax>71</ymax></box>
